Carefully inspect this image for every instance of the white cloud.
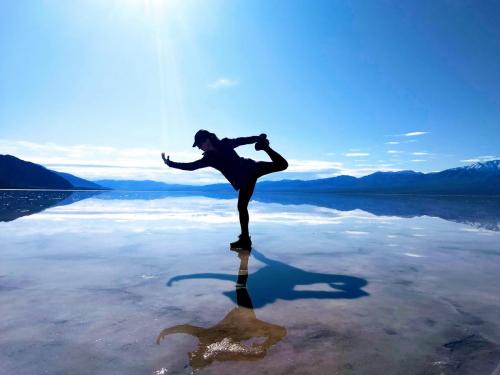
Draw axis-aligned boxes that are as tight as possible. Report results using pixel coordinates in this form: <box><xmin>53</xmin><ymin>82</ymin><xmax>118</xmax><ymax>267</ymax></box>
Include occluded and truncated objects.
<box><xmin>387</xmin><ymin>150</ymin><xmax>403</xmax><ymax>154</ymax></box>
<box><xmin>1</xmin><ymin>139</ymin><xmax>409</xmax><ymax>184</ymax></box>
<box><xmin>404</xmin><ymin>253</ymin><xmax>425</xmax><ymax>258</ymax></box>
<box><xmin>271</xmin><ymin>160</ymin><xmax>400</xmax><ymax>179</ymax></box>
<box><xmin>316</xmin><ymin>165</ymin><xmax>400</xmax><ymax>178</ymax></box>
<box><xmin>402</xmin><ymin>131</ymin><xmax>428</xmax><ymax>137</ymax></box>
<box><xmin>208</xmin><ymin>77</ymin><xmax>239</xmax><ymax>89</ymax></box>
<box><xmin>411</xmin><ymin>159</ymin><xmax>426</xmax><ymax>162</ymax></box>
<box><xmin>0</xmin><ymin>139</ymin><xmax>217</xmax><ymax>185</ymax></box>
<box><xmin>460</xmin><ymin>159</ymin><xmax>480</xmax><ymax>163</ymax></box>
<box><xmin>286</xmin><ymin>159</ymin><xmax>343</xmax><ymax>173</ymax></box>
<box><xmin>344</xmin><ymin>152</ymin><xmax>370</xmax><ymax>157</ymax></box>
<box><xmin>412</xmin><ymin>152</ymin><xmax>430</xmax><ymax>156</ymax></box>
<box><xmin>263</xmin><ymin>159</ymin><xmax>342</xmax><ymax>180</ymax></box>
<box><xmin>355</xmin><ymin>163</ymin><xmax>394</xmax><ymax>168</ymax></box>
<box><xmin>385</xmin><ymin>141</ymin><xmax>399</xmax><ymax>145</ymax></box>
<box><xmin>460</xmin><ymin>155</ymin><xmax>499</xmax><ymax>163</ymax></box>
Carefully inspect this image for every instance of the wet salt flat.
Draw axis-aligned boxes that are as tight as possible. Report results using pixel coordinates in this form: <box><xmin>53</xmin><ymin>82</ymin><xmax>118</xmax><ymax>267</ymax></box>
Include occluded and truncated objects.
<box><xmin>0</xmin><ymin>191</ymin><xmax>499</xmax><ymax>375</ymax></box>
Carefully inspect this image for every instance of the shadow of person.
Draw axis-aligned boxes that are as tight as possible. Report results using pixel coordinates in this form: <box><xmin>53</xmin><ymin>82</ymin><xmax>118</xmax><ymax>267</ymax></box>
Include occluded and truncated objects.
<box><xmin>167</xmin><ymin>248</ymin><xmax>369</xmax><ymax>309</ymax></box>
<box><xmin>157</xmin><ymin>251</ymin><xmax>287</xmax><ymax>370</ymax></box>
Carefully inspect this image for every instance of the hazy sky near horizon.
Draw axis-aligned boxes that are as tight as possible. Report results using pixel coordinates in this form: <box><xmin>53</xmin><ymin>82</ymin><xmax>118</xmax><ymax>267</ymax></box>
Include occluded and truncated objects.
<box><xmin>1</xmin><ymin>0</ymin><xmax>499</xmax><ymax>184</ymax></box>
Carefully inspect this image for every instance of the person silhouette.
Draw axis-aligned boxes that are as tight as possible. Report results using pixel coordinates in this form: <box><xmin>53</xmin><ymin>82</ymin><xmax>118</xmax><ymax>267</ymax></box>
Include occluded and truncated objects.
<box><xmin>162</xmin><ymin>130</ymin><xmax>288</xmax><ymax>250</ymax></box>
<box><xmin>156</xmin><ymin>251</ymin><xmax>287</xmax><ymax>370</ymax></box>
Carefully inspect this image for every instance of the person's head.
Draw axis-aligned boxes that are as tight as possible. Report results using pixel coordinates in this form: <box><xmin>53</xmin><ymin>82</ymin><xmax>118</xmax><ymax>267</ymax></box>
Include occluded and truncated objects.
<box><xmin>192</xmin><ymin>129</ymin><xmax>219</xmax><ymax>151</ymax></box>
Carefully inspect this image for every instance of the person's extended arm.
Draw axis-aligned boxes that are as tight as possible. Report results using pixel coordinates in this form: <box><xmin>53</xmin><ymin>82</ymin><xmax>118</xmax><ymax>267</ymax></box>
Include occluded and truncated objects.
<box><xmin>161</xmin><ymin>153</ymin><xmax>209</xmax><ymax>171</ymax></box>
<box><xmin>226</xmin><ymin>133</ymin><xmax>266</xmax><ymax>148</ymax></box>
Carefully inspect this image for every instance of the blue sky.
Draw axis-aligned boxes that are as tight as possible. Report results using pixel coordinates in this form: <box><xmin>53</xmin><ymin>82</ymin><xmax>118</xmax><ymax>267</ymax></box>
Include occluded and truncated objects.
<box><xmin>1</xmin><ymin>0</ymin><xmax>499</xmax><ymax>184</ymax></box>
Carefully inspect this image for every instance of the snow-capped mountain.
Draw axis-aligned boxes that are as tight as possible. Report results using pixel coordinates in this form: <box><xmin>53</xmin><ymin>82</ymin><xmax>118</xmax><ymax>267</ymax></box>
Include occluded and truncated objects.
<box><xmin>462</xmin><ymin>160</ymin><xmax>500</xmax><ymax>171</ymax></box>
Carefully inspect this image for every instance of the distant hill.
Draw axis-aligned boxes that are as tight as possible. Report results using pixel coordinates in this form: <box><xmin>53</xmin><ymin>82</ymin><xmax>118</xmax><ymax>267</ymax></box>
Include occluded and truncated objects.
<box><xmin>95</xmin><ymin>160</ymin><xmax>500</xmax><ymax>195</ymax></box>
<box><xmin>3</xmin><ymin>154</ymin><xmax>498</xmax><ymax>194</ymax></box>
<box><xmin>92</xmin><ymin>179</ymin><xmax>206</xmax><ymax>192</ymax></box>
<box><xmin>0</xmin><ymin>154</ymin><xmax>74</xmax><ymax>190</ymax></box>
<box><xmin>0</xmin><ymin>154</ymin><xmax>106</xmax><ymax>190</ymax></box>
<box><xmin>54</xmin><ymin>171</ymin><xmax>106</xmax><ymax>190</ymax></box>
<box><xmin>257</xmin><ymin>161</ymin><xmax>500</xmax><ymax>194</ymax></box>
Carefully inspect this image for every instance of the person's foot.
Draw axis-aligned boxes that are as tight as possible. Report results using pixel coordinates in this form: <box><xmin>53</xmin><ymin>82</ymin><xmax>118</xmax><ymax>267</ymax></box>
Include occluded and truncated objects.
<box><xmin>255</xmin><ymin>138</ymin><xmax>269</xmax><ymax>151</ymax></box>
<box><xmin>230</xmin><ymin>235</ymin><xmax>252</xmax><ymax>250</ymax></box>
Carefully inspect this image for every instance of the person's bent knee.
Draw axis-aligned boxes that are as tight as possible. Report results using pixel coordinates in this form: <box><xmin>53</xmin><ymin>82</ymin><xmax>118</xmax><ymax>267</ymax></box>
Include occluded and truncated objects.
<box><xmin>279</xmin><ymin>159</ymin><xmax>289</xmax><ymax>171</ymax></box>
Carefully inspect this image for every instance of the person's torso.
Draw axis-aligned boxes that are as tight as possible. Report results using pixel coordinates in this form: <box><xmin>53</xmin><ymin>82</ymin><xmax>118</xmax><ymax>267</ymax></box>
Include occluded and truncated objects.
<box><xmin>204</xmin><ymin>139</ymin><xmax>256</xmax><ymax>189</ymax></box>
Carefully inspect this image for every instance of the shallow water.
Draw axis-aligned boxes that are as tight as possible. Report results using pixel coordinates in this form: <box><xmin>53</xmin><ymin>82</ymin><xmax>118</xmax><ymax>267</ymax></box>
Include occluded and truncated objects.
<box><xmin>0</xmin><ymin>191</ymin><xmax>499</xmax><ymax>375</ymax></box>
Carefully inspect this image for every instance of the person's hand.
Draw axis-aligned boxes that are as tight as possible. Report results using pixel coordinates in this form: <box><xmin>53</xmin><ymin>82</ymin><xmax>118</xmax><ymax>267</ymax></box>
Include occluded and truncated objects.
<box><xmin>259</xmin><ymin>133</ymin><xmax>267</xmax><ymax>140</ymax></box>
<box><xmin>161</xmin><ymin>153</ymin><xmax>172</xmax><ymax>166</ymax></box>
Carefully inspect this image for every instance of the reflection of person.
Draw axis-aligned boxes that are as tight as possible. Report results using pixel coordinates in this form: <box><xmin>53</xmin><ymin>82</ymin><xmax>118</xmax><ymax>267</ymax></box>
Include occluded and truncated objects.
<box><xmin>156</xmin><ymin>251</ymin><xmax>286</xmax><ymax>370</ymax></box>
<box><xmin>161</xmin><ymin>130</ymin><xmax>288</xmax><ymax>250</ymax></box>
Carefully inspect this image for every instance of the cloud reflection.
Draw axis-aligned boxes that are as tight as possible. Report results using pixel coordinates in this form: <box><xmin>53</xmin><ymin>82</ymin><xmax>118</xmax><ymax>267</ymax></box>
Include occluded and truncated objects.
<box><xmin>21</xmin><ymin>198</ymin><xmax>391</xmax><ymax>227</ymax></box>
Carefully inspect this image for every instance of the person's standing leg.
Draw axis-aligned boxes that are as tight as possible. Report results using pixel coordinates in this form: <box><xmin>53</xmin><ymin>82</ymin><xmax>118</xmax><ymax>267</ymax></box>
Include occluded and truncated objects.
<box><xmin>237</xmin><ymin>179</ymin><xmax>257</xmax><ymax>239</ymax></box>
<box><xmin>231</xmin><ymin>139</ymin><xmax>288</xmax><ymax>250</ymax></box>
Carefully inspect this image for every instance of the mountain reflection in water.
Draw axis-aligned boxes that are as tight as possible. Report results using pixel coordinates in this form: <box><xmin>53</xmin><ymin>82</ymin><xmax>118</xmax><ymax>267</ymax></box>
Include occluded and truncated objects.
<box><xmin>93</xmin><ymin>191</ymin><xmax>500</xmax><ymax>231</ymax></box>
<box><xmin>1</xmin><ymin>190</ymin><xmax>499</xmax><ymax>230</ymax></box>
<box><xmin>0</xmin><ymin>191</ymin><xmax>99</xmax><ymax>222</ymax></box>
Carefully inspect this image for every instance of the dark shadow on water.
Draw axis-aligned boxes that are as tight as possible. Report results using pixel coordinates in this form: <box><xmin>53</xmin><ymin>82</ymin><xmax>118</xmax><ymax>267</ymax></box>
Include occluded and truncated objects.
<box><xmin>167</xmin><ymin>248</ymin><xmax>369</xmax><ymax>309</ymax></box>
<box><xmin>157</xmin><ymin>251</ymin><xmax>287</xmax><ymax>370</ymax></box>
<box><xmin>0</xmin><ymin>190</ymin><xmax>101</xmax><ymax>222</ymax></box>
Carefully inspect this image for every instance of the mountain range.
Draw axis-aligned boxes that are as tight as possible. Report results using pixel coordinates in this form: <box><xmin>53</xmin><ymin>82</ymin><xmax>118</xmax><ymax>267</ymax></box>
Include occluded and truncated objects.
<box><xmin>96</xmin><ymin>160</ymin><xmax>500</xmax><ymax>195</ymax></box>
<box><xmin>0</xmin><ymin>154</ymin><xmax>106</xmax><ymax>190</ymax></box>
<box><xmin>1</xmin><ymin>154</ymin><xmax>499</xmax><ymax>195</ymax></box>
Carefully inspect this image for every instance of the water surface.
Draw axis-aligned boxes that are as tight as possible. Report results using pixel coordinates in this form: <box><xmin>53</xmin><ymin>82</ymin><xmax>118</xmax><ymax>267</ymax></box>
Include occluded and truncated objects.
<box><xmin>1</xmin><ymin>191</ymin><xmax>499</xmax><ymax>374</ymax></box>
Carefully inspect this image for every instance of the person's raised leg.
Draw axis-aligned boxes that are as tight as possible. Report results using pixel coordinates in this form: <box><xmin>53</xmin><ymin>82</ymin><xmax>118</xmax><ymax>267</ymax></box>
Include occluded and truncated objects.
<box><xmin>255</xmin><ymin>139</ymin><xmax>288</xmax><ymax>178</ymax></box>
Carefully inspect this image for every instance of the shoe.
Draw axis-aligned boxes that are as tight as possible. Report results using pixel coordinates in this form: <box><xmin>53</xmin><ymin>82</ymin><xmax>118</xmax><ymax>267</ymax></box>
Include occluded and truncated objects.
<box><xmin>255</xmin><ymin>138</ymin><xmax>269</xmax><ymax>151</ymax></box>
<box><xmin>230</xmin><ymin>235</ymin><xmax>252</xmax><ymax>250</ymax></box>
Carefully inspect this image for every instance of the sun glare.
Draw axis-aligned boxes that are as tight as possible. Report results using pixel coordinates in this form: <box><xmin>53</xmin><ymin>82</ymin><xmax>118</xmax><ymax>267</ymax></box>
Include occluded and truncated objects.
<box><xmin>144</xmin><ymin>0</ymin><xmax>165</xmax><ymax>11</ymax></box>
<box><xmin>107</xmin><ymin>0</ymin><xmax>192</xmax><ymax>150</ymax></box>
<box><xmin>123</xmin><ymin>0</ymin><xmax>180</xmax><ymax>14</ymax></box>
